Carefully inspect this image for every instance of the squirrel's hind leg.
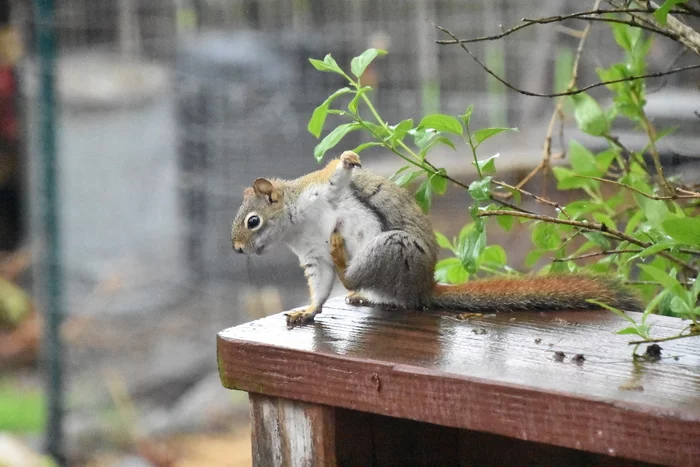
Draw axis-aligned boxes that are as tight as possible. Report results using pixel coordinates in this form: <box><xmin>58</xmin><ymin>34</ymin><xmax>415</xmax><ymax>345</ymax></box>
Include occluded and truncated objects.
<box><xmin>344</xmin><ymin>230</ymin><xmax>435</xmax><ymax>308</ymax></box>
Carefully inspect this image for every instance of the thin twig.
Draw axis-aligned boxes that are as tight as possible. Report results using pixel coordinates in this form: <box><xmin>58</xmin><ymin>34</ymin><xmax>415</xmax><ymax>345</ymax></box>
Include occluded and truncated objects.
<box><xmin>434</xmin><ymin>24</ymin><xmax>700</xmax><ymax>98</ymax></box>
<box><xmin>507</xmin><ymin>0</ymin><xmax>600</xmax><ymax>196</ymax></box>
<box><xmin>553</xmin><ymin>249</ymin><xmax>642</xmax><ymax>262</ymax></box>
<box><xmin>435</xmin><ymin>8</ymin><xmax>695</xmax><ymax>45</ymax></box>
<box><xmin>630</xmin><ymin>92</ymin><xmax>675</xmax><ymax>195</ymax></box>
<box><xmin>627</xmin><ymin>280</ymin><xmax>695</xmax><ymax>286</ymax></box>
<box><xmin>492</xmin><ymin>180</ymin><xmax>571</xmax><ymax>218</ymax></box>
<box><xmin>628</xmin><ymin>333</ymin><xmax>699</xmax><ymax>345</ymax></box>
<box><xmin>575</xmin><ymin>175</ymin><xmax>700</xmax><ymax>200</ymax></box>
<box><xmin>477</xmin><ymin>210</ymin><xmax>698</xmax><ymax>273</ymax></box>
<box><xmin>604</xmin><ymin>134</ymin><xmax>653</xmax><ymax>176</ymax></box>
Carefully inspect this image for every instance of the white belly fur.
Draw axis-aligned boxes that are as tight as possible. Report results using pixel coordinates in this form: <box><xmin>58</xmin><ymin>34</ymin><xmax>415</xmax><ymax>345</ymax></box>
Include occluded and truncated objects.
<box><xmin>284</xmin><ymin>188</ymin><xmax>383</xmax><ymax>264</ymax></box>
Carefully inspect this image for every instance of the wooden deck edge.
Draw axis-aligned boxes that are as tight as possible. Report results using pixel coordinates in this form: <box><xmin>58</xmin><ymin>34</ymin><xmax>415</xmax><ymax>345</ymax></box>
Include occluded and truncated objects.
<box><xmin>217</xmin><ymin>333</ymin><xmax>699</xmax><ymax>466</ymax></box>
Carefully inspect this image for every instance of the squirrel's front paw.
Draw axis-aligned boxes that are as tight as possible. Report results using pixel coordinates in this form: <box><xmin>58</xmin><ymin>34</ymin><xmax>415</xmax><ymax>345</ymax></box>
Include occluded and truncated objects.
<box><xmin>285</xmin><ymin>306</ymin><xmax>320</xmax><ymax>327</ymax></box>
<box><xmin>340</xmin><ymin>151</ymin><xmax>361</xmax><ymax>170</ymax></box>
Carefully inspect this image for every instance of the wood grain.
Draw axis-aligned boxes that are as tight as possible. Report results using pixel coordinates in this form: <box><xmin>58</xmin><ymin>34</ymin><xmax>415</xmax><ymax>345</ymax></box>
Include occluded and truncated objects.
<box><xmin>249</xmin><ymin>393</ymin><xmax>336</xmax><ymax>466</ymax></box>
<box><xmin>219</xmin><ymin>297</ymin><xmax>700</xmax><ymax>466</ymax></box>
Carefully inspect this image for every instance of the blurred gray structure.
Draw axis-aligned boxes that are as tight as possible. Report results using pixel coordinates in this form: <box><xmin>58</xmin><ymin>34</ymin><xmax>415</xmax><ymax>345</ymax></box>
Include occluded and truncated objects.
<box><xmin>11</xmin><ymin>0</ymin><xmax>699</xmax><ymax>459</ymax></box>
<box><xmin>15</xmin><ymin>0</ymin><xmax>699</xmax><ymax>314</ymax></box>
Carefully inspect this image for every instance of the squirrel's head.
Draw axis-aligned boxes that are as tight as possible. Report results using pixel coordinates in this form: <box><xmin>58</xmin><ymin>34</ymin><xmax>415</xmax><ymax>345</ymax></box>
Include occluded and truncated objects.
<box><xmin>231</xmin><ymin>178</ymin><xmax>285</xmax><ymax>255</ymax></box>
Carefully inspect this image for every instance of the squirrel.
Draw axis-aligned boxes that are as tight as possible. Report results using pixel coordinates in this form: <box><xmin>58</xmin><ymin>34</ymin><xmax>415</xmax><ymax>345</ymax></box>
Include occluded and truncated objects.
<box><xmin>231</xmin><ymin>150</ymin><xmax>642</xmax><ymax>326</ymax></box>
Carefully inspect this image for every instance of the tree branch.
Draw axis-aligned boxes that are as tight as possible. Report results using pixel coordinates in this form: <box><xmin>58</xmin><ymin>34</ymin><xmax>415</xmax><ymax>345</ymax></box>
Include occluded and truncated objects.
<box><xmin>628</xmin><ymin>332</ymin><xmax>699</xmax><ymax>345</ymax></box>
<box><xmin>435</xmin><ymin>8</ymin><xmax>696</xmax><ymax>45</ymax></box>
<box><xmin>502</xmin><ymin>0</ymin><xmax>600</xmax><ymax>197</ymax></box>
<box><xmin>575</xmin><ymin>175</ymin><xmax>700</xmax><ymax>200</ymax></box>
<box><xmin>477</xmin><ymin>210</ymin><xmax>698</xmax><ymax>273</ymax></box>
<box><xmin>553</xmin><ymin>249</ymin><xmax>642</xmax><ymax>262</ymax></box>
<box><xmin>434</xmin><ymin>24</ymin><xmax>700</xmax><ymax>98</ymax></box>
<box><xmin>625</xmin><ymin>0</ymin><xmax>700</xmax><ymax>56</ymax></box>
<box><xmin>492</xmin><ymin>180</ymin><xmax>572</xmax><ymax>219</ymax></box>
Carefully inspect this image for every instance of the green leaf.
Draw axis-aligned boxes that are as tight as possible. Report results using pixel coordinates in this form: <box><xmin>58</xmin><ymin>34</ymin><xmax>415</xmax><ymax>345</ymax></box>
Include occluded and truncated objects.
<box><xmin>569</xmin><ymin>140</ymin><xmax>600</xmax><ymax>177</ymax></box>
<box><xmin>592</xmin><ymin>212</ymin><xmax>616</xmax><ymax>230</ymax></box>
<box><xmin>636</xmin><ymin>197</ymin><xmax>670</xmax><ymax>230</ymax></box>
<box><xmin>692</xmin><ymin>275</ymin><xmax>700</xmax><ymax>302</ymax></box>
<box><xmin>457</xmin><ymin>223</ymin><xmax>475</xmax><ymax>247</ymax></box>
<box><xmin>639</xmin><ymin>264</ymin><xmax>686</xmax><ymax>296</ymax></box>
<box><xmin>571</xmin><ymin>92</ymin><xmax>610</xmax><ymax>136</ymax></box>
<box><xmin>525</xmin><ymin>248</ymin><xmax>548</xmax><ymax>267</ymax></box>
<box><xmin>609</xmin><ymin>22</ymin><xmax>641</xmax><ymax>52</ymax></box>
<box><xmin>430</xmin><ymin>171</ymin><xmax>448</xmax><ymax>195</ymax></box>
<box><xmin>662</xmin><ymin>217</ymin><xmax>700</xmax><ymax>246</ymax></box>
<box><xmin>308</xmin><ymin>87</ymin><xmax>352</xmax><ymax>138</ymax></box>
<box><xmin>582</xmin><ymin>231</ymin><xmax>610</xmax><ymax>250</ymax></box>
<box><xmin>625</xmin><ymin>209</ymin><xmax>645</xmax><ymax>235</ymax></box>
<box><xmin>363</xmin><ymin>122</ymin><xmax>391</xmax><ymax>140</ymax></box>
<box><xmin>434</xmin><ymin>258</ymin><xmax>468</xmax><ymax>284</ymax></box>
<box><xmin>670</xmin><ymin>295</ymin><xmax>690</xmax><ymax>316</ymax></box>
<box><xmin>387</xmin><ymin>118</ymin><xmax>414</xmax><ymax>147</ymax></box>
<box><xmin>348</xmin><ymin>86</ymin><xmax>372</xmax><ymax>114</ymax></box>
<box><xmin>419</xmin><ymin>136</ymin><xmax>456</xmax><ymax>161</ymax></box>
<box><xmin>352</xmin><ymin>141</ymin><xmax>383</xmax><ymax>153</ymax></box>
<box><xmin>471</xmin><ymin>127</ymin><xmax>517</xmax><ymax>147</ymax></box>
<box><xmin>415</xmin><ymin>179</ymin><xmax>432</xmax><ymax>213</ymax></box>
<box><xmin>468</xmin><ymin>176</ymin><xmax>492</xmax><ymax>201</ymax></box>
<box><xmin>394</xmin><ymin>169</ymin><xmax>423</xmax><ymax>187</ymax></box>
<box><xmin>309</xmin><ymin>54</ymin><xmax>344</xmax><ymax>75</ymax></box>
<box><xmin>616</xmin><ymin>326</ymin><xmax>644</xmax><ymax>337</ymax></box>
<box><xmin>472</xmin><ymin>154</ymin><xmax>499</xmax><ymax>175</ymax></box>
<box><xmin>654</xmin><ymin>0</ymin><xmax>687</xmax><ymax>25</ymax></box>
<box><xmin>531</xmin><ymin>222</ymin><xmax>560</xmax><ymax>250</ymax></box>
<box><xmin>390</xmin><ymin>165</ymin><xmax>410</xmax><ymax>180</ymax></box>
<box><xmin>418</xmin><ymin>114</ymin><xmax>463</xmax><ymax>135</ymax></box>
<box><xmin>435</xmin><ymin>231</ymin><xmax>454</xmax><ymax>251</ymax></box>
<box><xmin>313</xmin><ymin>123</ymin><xmax>361</xmax><ymax>162</ymax></box>
<box><xmin>458</xmin><ymin>228</ymin><xmax>486</xmax><ymax>274</ymax></box>
<box><xmin>480</xmin><ymin>244</ymin><xmax>507</xmax><ymax>266</ymax></box>
<box><xmin>595</xmin><ymin>149</ymin><xmax>617</xmax><ymax>175</ymax></box>
<box><xmin>628</xmin><ymin>241</ymin><xmax>675</xmax><ymax>262</ymax></box>
<box><xmin>460</xmin><ymin>105</ymin><xmax>474</xmax><ymax>129</ymax></box>
<box><xmin>411</xmin><ymin>128</ymin><xmax>438</xmax><ymax>151</ymax></box>
<box><xmin>447</xmin><ymin>264</ymin><xmax>469</xmax><ymax>284</ymax></box>
<box><xmin>553</xmin><ymin>167</ymin><xmax>592</xmax><ymax>190</ymax></box>
<box><xmin>566</xmin><ymin>200</ymin><xmax>600</xmax><ymax>218</ymax></box>
<box><xmin>496</xmin><ymin>211</ymin><xmax>515</xmax><ymax>231</ymax></box>
<box><xmin>350</xmin><ymin>48</ymin><xmax>387</xmax><ymax>78</ymax></box>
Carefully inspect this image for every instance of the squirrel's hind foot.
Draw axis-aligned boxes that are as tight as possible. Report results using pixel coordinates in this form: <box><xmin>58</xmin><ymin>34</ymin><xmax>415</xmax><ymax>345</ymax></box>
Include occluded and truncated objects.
<box><xmin>346</xmin><ymin>291</ymin><xmax>371</xmax><ymax>306</ymax></box>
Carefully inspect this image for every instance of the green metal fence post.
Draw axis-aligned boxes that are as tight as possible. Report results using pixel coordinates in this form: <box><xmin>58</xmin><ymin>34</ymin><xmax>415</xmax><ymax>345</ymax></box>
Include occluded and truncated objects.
<box><xmin>34</xmin><ymin>0</ymin><xmax>65</xmax><ymax>464</ymax></box>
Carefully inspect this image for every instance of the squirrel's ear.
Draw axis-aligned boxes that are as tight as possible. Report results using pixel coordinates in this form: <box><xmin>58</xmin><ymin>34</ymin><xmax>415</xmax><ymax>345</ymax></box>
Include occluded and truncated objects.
<box><xmin>253</xmin><ymin>178</ymin><xmax>279</xmax><ymax>203</ymax></box>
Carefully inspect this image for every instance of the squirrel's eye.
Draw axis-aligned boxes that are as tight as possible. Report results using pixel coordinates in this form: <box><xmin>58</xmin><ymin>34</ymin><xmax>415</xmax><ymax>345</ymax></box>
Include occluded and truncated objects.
<box><xmin>245</xmin><ymin>213</ymin><xmax>262</xmax><ymax>231</ymax></box>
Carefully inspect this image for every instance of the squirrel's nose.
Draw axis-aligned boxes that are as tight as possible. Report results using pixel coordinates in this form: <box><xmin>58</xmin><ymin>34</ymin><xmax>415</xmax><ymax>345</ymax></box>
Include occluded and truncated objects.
<box><xmin>233</xmin><ymin>241</ymin><xmax>244</xmax><ymax>254</ymax></box>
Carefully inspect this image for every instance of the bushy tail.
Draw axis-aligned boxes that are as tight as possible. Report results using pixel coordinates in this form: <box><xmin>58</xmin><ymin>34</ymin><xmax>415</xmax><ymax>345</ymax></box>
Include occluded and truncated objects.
<box><xmin>429</xmin><ymin>274</ymin><xmax>643</xmax><ymax>312</ymax></box>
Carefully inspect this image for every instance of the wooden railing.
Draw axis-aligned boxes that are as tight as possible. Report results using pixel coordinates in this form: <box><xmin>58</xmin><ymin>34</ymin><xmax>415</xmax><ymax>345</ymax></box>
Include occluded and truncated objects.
<box><xmin>217</xmin><ymin>296</ymin><xmax>700</xmax><ymax>466</ymax></box>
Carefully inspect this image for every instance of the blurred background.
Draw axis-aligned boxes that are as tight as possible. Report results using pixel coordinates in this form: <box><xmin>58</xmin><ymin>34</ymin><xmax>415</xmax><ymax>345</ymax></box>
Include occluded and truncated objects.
<box><xmin>0</xmin><ymin>0</ymin><xmax>698</xmax><ymax>465</ymax></box>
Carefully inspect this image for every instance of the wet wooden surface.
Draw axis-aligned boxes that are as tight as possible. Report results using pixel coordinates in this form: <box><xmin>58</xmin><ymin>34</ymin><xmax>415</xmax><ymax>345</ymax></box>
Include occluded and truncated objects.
<box><xmin>218</xmin><ymin>296</ymin><xmax>700</xmax><ymax>465</ymax></box>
